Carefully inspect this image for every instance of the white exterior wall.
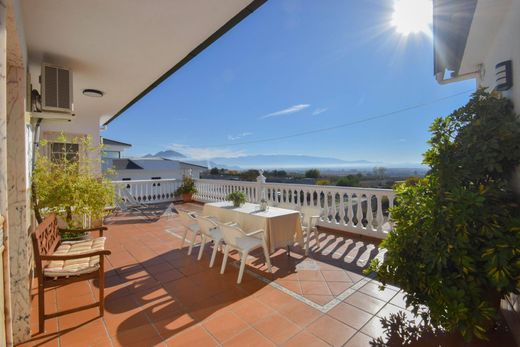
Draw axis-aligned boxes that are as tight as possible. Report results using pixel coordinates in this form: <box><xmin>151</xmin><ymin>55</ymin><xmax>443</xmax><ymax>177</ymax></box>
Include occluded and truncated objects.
<box><xmin>28</xmin><ymin>63</ymin><xmax>102</xmax><ymax>173</ymax></box>
<box><xmin>460</xmin><ymin>0</ymin><xmax>520</xmax><ymax>110</ymax></box>
<box><xmin>478</xmin><ymin>0</ymin><xmax>520</xmax><ymax>108</ymax></box>
<box><xmin>112</xmin><ymin>167</ymin><xmax>204</xmax><ymax>181</ymax></box>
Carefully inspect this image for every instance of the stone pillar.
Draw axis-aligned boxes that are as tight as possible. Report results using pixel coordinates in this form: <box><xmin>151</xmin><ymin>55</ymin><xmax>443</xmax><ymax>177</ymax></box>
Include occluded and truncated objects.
<box><xmin>6</xmin><ymin>64</ymin><xmax>30</xmax><ymax>344</ymax></box>
<box><xmin>0</xmin><ymin>1</ymin><xmax>13</xmax><ymax>345</ymax></box>
<box><xmin>6</xmin><ymin>0</ymin><xmax>30</xmax><ymax>342</ymax></box>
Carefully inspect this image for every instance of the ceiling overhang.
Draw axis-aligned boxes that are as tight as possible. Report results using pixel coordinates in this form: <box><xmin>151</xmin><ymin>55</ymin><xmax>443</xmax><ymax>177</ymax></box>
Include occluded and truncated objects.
<box><xmin>20</xmin><ymin>0</ymin><xmax>266</xmax><ymax>126</ymax></box>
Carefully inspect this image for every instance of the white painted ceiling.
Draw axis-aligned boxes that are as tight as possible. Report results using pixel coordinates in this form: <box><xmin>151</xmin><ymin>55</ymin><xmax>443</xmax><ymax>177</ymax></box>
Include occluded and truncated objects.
<box><xmin>21</xmin><ymin>0</ymin><xmax>257</xmax><ymax>125</ymax></box>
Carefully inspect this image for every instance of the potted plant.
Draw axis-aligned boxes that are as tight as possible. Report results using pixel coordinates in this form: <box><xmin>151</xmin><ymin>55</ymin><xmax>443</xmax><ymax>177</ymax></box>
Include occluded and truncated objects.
<box><xmin>226</xmin><ymin>191</ymin><xmax>246</xmax><ymax>207</ymax></box>
<box><xmin>175</xmin><ymin>176</ymin><xmax>197</xmax><ymax>202</ymax></box>
<box><xmin>367</xmin><ymin>90</ymin><xmax>520</xmax><ymax>341</ymax></box>
<box><xmin>32</xmin><ymin>134</ymin><xmax>115</xmax><ymax>237</ymax></box>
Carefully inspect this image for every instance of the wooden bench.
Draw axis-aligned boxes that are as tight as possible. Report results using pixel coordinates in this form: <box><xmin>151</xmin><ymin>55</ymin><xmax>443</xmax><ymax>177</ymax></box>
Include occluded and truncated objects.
<box><xmin>31</xmin><ymin>214</ymin><xmax>111</xmax><ymax>333</ymax></box>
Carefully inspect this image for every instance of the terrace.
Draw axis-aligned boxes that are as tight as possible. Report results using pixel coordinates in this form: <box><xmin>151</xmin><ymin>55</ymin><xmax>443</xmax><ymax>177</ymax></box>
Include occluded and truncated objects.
<box><xmin>19</xmin><ymin>179</ymin><xmax>517</xmax><ymax>346</ymax></box>
<box><xmin>20</xmin><ymin>201</ymin><xmax>404</xmax><ymax>347</ymax></box>
<box><xmin>2</xmin><ymin>1</ymin><xmax>519</xmax><ymax>346</ymax></box>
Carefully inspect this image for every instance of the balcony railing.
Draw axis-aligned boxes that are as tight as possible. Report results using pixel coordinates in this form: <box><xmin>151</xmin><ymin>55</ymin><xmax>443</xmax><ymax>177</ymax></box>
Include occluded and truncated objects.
<box><xmin>194</xmin><ymin>178</ymin><xmax>396</xmax><ymax>239</ymax></box>
<box><xmin>111</xmin><ymin>177</ymin><xmax>396</xmax><ymax>239</ymax></box>
<box><xmin>112</xmin><ymin>178</ymin><xmax>180</xmax><ymax>204</ymax></box>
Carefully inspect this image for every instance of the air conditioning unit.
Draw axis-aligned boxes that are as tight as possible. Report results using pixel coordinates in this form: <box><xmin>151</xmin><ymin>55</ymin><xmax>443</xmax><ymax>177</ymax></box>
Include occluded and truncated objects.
<box><xmin>41</xmin><ymin>63</ymin><xmax>73</xmax><ymax>113</ymax></box>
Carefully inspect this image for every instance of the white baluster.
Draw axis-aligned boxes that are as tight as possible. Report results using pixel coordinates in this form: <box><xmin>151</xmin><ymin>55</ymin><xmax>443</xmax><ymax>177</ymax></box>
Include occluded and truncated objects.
<box><xmin>355</xmin><ymin>194</ymin><xmax>364</xmax><ymax>229</ymax></box>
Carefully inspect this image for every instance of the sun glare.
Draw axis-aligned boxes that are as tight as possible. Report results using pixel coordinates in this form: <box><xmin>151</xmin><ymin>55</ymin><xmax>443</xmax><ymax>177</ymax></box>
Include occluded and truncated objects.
<box><xmin>391</xmin><ymin>0</ymin><xmax>432</xmax><ymax>35</ymax></box>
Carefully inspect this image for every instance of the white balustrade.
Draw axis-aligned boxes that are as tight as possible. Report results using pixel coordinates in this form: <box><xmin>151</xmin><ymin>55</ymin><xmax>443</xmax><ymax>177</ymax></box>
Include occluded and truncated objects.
<box><xmin>193</xmin><ymin>178</ymin><xmax>396</xmax><ymax>239</ymax></box>
<box><xmin>112</xmin><ymin>179</ymin><xmax>180</xmax><ymax>204</ymax></box>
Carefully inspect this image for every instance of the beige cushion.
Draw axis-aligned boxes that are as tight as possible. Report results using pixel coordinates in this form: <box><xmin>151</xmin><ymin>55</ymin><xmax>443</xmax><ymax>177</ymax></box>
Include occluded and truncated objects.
<box><xmin>44</xmin><ymin>237</ymin><xmax>106</xmax><ymax>278</ymax></box>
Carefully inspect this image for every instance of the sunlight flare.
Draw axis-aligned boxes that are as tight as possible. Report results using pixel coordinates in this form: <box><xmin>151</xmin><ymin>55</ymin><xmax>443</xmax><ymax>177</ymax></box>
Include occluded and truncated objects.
<box><xmin>391</xmin><ymin>0</ymin><xmax>432</xmax><ymax>35</ymax></box>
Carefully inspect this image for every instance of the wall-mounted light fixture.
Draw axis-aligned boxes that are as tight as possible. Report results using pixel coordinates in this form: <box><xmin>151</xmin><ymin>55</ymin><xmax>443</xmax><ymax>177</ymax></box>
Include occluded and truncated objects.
<box><xmin>82</xmin><ymin>89</ymin><xmax>104</xmax><ymax>97</ymax></box>
<box><xmin>495</xmin><ymin>60</ymin><xmax>513</xmax><ymax>91</ymax></box>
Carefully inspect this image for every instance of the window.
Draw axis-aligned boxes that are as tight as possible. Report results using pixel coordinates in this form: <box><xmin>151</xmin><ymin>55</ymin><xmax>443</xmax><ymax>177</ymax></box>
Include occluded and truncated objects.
<box><xmin>102</xmin><ymin>150</ymin><xmax>120</xmax><ymax>159</ymax></box>
<box><xmin>50</xmin><ymin>142</ymin><xmax>79</xmax><ymax>163</ymax></box>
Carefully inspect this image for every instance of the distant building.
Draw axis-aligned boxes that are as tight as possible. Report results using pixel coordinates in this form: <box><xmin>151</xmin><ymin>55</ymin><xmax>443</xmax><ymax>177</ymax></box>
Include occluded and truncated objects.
<box><xmin>111</xmin><ymin>157</ymin><xmax>207</xmax><ymax>181</ymax></box>
<box><xmin>102</xmin><ymin>138</ymin><xmax>132</xmax><ymax>171</ymax></box>
<box><xmin>433</xmin><ymin>0</ymin><xmax>520</xmax><ymax>109</ymax></box>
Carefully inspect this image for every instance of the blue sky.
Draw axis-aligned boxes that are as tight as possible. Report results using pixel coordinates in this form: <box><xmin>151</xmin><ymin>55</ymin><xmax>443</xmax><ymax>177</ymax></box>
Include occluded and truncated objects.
<box><xmin>103</xmin><ymin>0</ymin><xmax>475</xmax><ymax>165</ymax></box>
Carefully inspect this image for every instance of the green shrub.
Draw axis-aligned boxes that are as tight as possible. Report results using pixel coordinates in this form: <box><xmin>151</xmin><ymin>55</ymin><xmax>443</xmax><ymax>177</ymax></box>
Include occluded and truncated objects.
<box><xmin>32</xmin><ymin>134</ymin><xmax>115</xmax><ymax>229</ymax></box>
<box><xmin>239</xmin><ymin>169</ymin><xmax>260</xmax><ymax>181</ymax></box>
<box><xmin>336</xmin><ymin>174</ymin><xmax>361</xmax><ymax>187</ymax></box>
<box><xmin>305</xmin><ymin>168</ymin><xmax>320</xmax><ymax>178</ymax></box>
<box><xmin>316</xmin><ymin>179</ymin><xmax>330</xmax><ymax>185</ymax></box>
<box><xmin>226</xmin><ymin>191</ymin><xmax>246</xmax><ymax>207</ymax></box>
<box><xmin>368</xmin><ymin>90</ymin><xmax>520</xmax><ymax>340</ymax></box>
<box><xmin>175</xmin><ymin>176</ymin><xmax>197</xmax><ymax>196</ymax></box>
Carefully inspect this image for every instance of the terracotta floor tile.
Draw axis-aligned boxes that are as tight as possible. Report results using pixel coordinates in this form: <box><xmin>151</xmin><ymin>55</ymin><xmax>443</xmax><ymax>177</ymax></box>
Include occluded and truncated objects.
<box><xmin>376</xmin><ymin>303</ymin><xmax>420</xmax><ymax>323</ymax></box>
<box><xmin>297</xmin><ymin>270</ymin><xmax>325</xmax><ymax>282</ymax></box>
<box><xmin>257</xmin><ymin>287</ymin><xmax>295</xmax><ymax>310</ymax></box>
<box><xmin>104</xmin><ymin>309</ymin><xmax>151</xmax><ymax>336</ymax></box>
<box><xmin>222</xmin><ymin>328</ymin><xmax>275</xmax><ymax>347</ymax></box>
<box><xmin>344</xmin><ymin>291</ymin><xmax>386</xmax><ymax>315</ymax></box>
<box><xmin>304</xmin><ymin>294</ymin><xmax>334</xmax><ymax>306</ymax></box>
<box><xmin>202</xmin><ymin>311</ymin><xmax>249</xmax><ymax>343</ymax></box>
<box><xmin>276</xmin><ymin>300</ymin><xmax>322</xmax><ymax>328</ymax></box>
<box><xmin>277</xmin><ymin>280</ymin><xmax>302</xmax><ymax>294</ymax></box>
<box><xmin>327</xmin><ymin>281</ymin><xmax>352</xmax><ymax>296</ymax></box>
<box><xmin>253</xmin><ymin>312</ymin><xmax>301</xmax><ymax>345</ymax></box>
<box><xmin>232</xmin><ymin>298</ymin><xmax>275</xmax><ymax>325</ymax></box>
<box><xmin>360</xmin><ymin>316</ymin><xmax>386</xmax><ymax>339</ymax></box>
<box><xmin>344</xmin><ymin>332</ymin><xmax>374</xmax><ymax>347</ymax></box>
<box><xmin>24</xmin><ymin>207</ymin><xmax>410</xmax><ymax>347</ymax></box>
<box><xmin>58</xmin><ymin>318</ymin><xmax>108</xmax><ymax>346</ymax></box>
<box><xmin>345</xmin><ymin>271</ymin><xmax>366</xmax><ymax>283</ymax></box>
<box><xmin>143</xmin><ymin>298</ymin><xmax>185</xmax><ymax>323</ymax></box>
<box><xmin>57</xmin><ymin>306</ymin><xmax>101</xmax><ymax>330</ymax></box>
<box><xmin>166</xmin><ymin>325</ymin><xmax>218</xmax><ymax>347</ymax></box>
<box><xmin>152</xmin><ymin>312</ymin><xmax>196</xmax><ymax>339</ymax></box>
<box><xmin>327</xmin><ymin>302</ymin><xmax>373</xmax><ymax>329</ymax></box>
<box><xmin>358</xmin><ymin>282</ymin><xmax>397</xmax><ymax>302</ymax></box>
<box><xmin>152</xmin><ymin>269</ymin><xmax>185</xmax><ymax>283</ymax></box>
<box><xmin>111</xmin><ymin>320</ymin><xmax>162</xmax><ymax>346</ymax></box>
<box><xmin>307</xmin><ymin>315</ymin><xmax>357</xmax><ymax>347</ymax></box>
<box><xmin>389</xmin><ymin>291</ymin><xmax>410</xmax><ymax>309</ymax></box>
<box><xmin>321</xmin><ymin>270</ymin><xmax>352</xmax><ymax>282</ymax></box>
<box><xmin>300</xmin><ymin>281</ymin><xmax>332</xmax><ymax>296</ymax></box>
<box><xmin>282</xmin><ymin>331</ymin><xmax>329</xmax><ymax>347</ymax></box>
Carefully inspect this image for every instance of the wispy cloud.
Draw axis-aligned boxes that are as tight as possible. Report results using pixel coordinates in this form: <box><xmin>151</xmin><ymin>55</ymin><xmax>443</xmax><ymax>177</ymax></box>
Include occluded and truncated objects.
<box><xmin>312</xmin><ymin>108</ymin><xmax>328</xmax><ymax>116</ymax></box>
<box><xmin>227</xmin><ymin>132</ymin><xmax>252</xmax><ymax>141</ymax></box>
<box><xmin>169</xmin><ymin>144</ymin><xmax>245</xmax><ymax>160</ymax></box>
<box><xmin>260</xmin><ymin>104</ymin><xmax>310</xmax><ymax>119</ymax></box>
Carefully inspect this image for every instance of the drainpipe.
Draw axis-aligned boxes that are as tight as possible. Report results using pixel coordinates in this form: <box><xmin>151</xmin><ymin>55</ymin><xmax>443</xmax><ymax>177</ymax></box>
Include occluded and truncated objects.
<box><xmin>31</xmin><ymin>118</ymin><xmax>42</xmax><ymax>169</ymax></box>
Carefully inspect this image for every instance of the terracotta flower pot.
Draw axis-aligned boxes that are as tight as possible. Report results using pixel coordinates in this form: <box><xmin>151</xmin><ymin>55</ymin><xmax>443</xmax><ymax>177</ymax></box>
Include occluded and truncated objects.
<box><xmin>182</xmin><ymin>193</ymin><xmax>193</xmax><ymax>203</ymax></box>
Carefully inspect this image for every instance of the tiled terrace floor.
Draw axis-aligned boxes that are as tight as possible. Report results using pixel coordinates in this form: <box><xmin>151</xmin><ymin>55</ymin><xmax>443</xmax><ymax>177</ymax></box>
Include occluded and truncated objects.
<box><xmin>19</xmin><ymin>203</ymin><xmax>516</xmax><ymax>347</ymax></box>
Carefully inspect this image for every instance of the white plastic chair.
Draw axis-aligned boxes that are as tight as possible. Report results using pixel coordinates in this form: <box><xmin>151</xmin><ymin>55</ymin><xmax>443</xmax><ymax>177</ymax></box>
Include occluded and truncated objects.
<box><xmin>218</xmin><ymin>222</ymin><xmax>272</xmax><ymax>284</ymax></box>
<box><xmin>196</xmin><ymin>216</ymin><xmax>225</xmax><ymax>268</ymax></box>
<box><xmin>177</xmin><ymin>209</ymin><xmax>200</xmax><ymax>255</ymax></box>
<box><xmin>300</xmin><ymin>206</ymin><xmax>322</xmax><ymax>255</ymax></box>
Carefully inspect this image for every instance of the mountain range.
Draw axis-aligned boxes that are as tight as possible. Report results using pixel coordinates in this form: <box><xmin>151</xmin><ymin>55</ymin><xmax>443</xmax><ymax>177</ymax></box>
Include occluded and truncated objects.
<box><xmin>143</xmin><ymin>151</ymin><xmax>373</xmax><ymax>169</ymax></box>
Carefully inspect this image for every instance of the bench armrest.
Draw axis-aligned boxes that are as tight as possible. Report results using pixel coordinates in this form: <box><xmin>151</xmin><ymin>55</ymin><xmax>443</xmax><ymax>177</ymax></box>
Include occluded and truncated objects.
<box><xmin>59</xmin><ymin>226</ymin><xmax>108</xmax><ymax>237</ymax></box>
<box><xmin>40</xmin><ymin>249</ymin><xmax>111</xmax><ymax>261</ymax></box>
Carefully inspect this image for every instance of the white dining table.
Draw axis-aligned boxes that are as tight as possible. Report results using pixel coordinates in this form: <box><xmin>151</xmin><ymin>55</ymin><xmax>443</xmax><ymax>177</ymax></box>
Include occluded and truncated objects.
<box><xmin>202</xmin><ymin>201</ymin><xmax>304</xmax><ymax>253</ymax></box>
